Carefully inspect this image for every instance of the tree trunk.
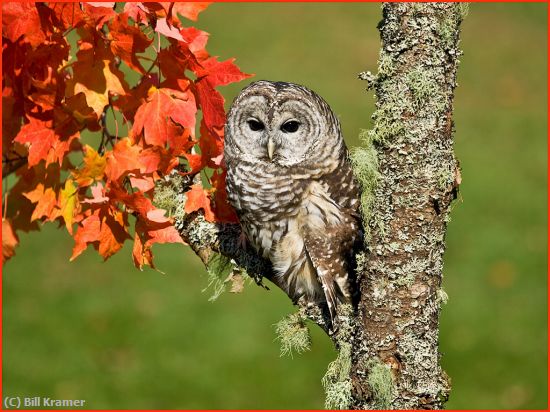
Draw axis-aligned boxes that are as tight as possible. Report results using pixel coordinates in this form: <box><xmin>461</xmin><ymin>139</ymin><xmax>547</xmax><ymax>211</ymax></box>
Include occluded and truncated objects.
<box><xmin>165</xmin><ymin>2</ymin><xmax>465</xmax><ymax>409</ymax></box>
<box><xmin>349</xmin><ymin>3</ymin><xmax>465</xmax><ymax>409</ymax></box>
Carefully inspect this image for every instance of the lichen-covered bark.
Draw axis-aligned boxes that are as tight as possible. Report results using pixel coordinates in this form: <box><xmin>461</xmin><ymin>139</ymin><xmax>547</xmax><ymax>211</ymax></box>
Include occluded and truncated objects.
<box><xmin>163</xmin><ymin>2</ymin><xmax>464</xmax><ymax>410</ymax></box>
<box><xmin>350</xmin><ymin>3</ymin><xmax>464</xmax><ymax>409</ymax></box>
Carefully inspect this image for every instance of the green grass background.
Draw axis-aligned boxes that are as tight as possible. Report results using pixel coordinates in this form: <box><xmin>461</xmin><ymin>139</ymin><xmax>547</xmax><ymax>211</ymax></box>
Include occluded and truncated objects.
<box><xmin>3</xmin><ymin>3</ymin><xmax>547</xmax><ymax>409</ymax></box>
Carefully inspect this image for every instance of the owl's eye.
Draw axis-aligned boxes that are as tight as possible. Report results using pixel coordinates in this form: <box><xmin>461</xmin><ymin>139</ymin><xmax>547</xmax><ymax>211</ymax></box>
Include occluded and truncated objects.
<box><xmin>247</xmin><ymin>119</ymin><xmax>264</xmax><ymax>132</ymax></box>
<box><xmin>281</xmin><ymin>120</ymin><xmax>300</xmax><ymax>133</ymax></box>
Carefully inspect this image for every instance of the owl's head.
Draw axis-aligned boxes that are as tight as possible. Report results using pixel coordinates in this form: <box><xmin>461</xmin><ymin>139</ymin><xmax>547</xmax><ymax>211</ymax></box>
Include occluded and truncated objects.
<box><xmin>224</xmin><ymin>80</ymin><xmax>342</xmax><ymax>167</ymax></box>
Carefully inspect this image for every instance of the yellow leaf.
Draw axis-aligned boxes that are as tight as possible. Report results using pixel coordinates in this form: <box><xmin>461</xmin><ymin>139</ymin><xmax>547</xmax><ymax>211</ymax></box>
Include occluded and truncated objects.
<box><xmin>58</xmin><ymin>179</ymin><xmax>78</xmax><ymax>234</ymax></box>
<box><xmin>73</xmin><ymin>145</ymin><xmax>107</xmax><ymax>187</ymax></box>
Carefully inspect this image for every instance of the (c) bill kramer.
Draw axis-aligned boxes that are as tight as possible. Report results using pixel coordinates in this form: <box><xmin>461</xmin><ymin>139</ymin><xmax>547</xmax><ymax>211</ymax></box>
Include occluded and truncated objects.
<box><xmin>25</xmin><ymin>397</ymin><xmax>86</xmax><ymax>407</ymax></box>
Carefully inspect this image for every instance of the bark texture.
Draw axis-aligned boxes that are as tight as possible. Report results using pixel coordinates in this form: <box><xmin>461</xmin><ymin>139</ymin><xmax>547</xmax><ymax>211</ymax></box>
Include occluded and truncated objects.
<box><xmin>349</xmin><ymin>3</ymin><xmax>464</xmax><ymax>409</ymax></box>
<box><xmin>164</xmin><ymin>2</ymin><xmax>464</xmax><ymax>409</ymax></box>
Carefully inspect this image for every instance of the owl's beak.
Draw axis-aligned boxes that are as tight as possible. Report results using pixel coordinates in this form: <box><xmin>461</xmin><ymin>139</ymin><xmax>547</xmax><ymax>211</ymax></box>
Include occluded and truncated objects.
<box><xmin>267</xmin><ymin>137</ymin><xmax>276</xmax><ymax>160</ymax></box>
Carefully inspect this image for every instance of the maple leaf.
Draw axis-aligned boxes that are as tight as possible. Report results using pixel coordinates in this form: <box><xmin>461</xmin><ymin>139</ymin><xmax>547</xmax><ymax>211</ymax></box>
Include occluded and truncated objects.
<box><xmin>198</xmin><ymin>119</ymin><xmax>224</xmax><ymax>168</ymax></box>
<box><xmin>211</xmin><ymin>169</ymin><xmax>239</xmax><ymax>223</ymax></box>
<box><xmin>67</xmin><ymin>44</ymin><xmax>128</xmax><ymax>116</ymax></box>
<box><xmin>184</xmin><ymin>184</ymin><xmax>215</xmax><ymax>222</ymax></box>
<box><xmin>159</xmin><ymin>31</ymin><xmax>207</xmax><ymax>76</ymax></box>
<box><xmin>70</xmin><ymin>212</ymin><xmax>101</xmax><ymax>260</ymax></box>
<box><xmin>109</xmin><ymin>14</ymin><xmax>152</xmax><ymax>74</ymax></box>
<box><xmin>196</xmin><ymin>57</ymin><xmax>253</xmax><ymax>88</ymax></box>
<box><xmin>58</xmin><ymin>179</ymin><xmax>79</xmax><ymax>234</ymax></box>
<box><xmin>133</xmin><ymin>209</ymin><xmax>184</xmax><ymax>269</ymax></box>
<box><xmin>14</xmin><ymin>117</ymin><xmax>58</xmax><ymax>167</ymax></box>
<box><xmin>55</xmin><ymin>93</ymin><xmax>100</xmax><ymax>133</ymax></box>
<box><xmin>105</xmin><ymin>138</ymin><xmax>142</xmax><ymax>182</ymax></box>
<box><xmin>73</xmin><ymin>145</ymin><xmax>107</xmax><ymax>187</ymax></box>
<box><xmin>129</xmin><ymin>175</ymin><xmax>156</xmax><ymax>192</ymax></box>
<box><xmin>71</xmin><ymin>209</ymin><xmax>131</xmax><ymax>261</ymax></box>
<box><xmin>171</xmin><ymin>2</ymin><xmax>211</xmax><ymax>22</ymax></box>
<box><xmin>23</xmin><ymin>183</ymin><xmax>58</xmax><ymax>222</ymax></box>
<box><xmin>132</xmin><ymin>86</ymin><xmax>197</xmax><ymax>146</ymax></box>
<box><xmin>145</xmin><ymin>223</ymin><xmax>184</xmax><ymax>247</ymax></box>
<box><xmin>2</xmin><ymin>2</ymin><xmax>46</xmax><ymax>47</ymax></box>
<box><xmin>180</xmin><ymin>27</ymin><xmax>209</xmax><ymax>57</ymax></box>
<box><xmin>109</xmin><ymin>185</ymin><xmax>155</xmax><ymax>218</ymax></box>
<box><xmin>123</xmin><ymin>3</ymin><xmax>148</xmax><ymax>25</ymax></box>
<box><xmin>155</xmin><ymin>17</ymin><xmax>184</xmax><ymax>41</ymax></box>
<box><xmin>183</xmin><ymin>153</ymin><xmax>204</xmax><ymax>174</ymax></box>
<box><xmin>46</xmin><ymin>131</ymin><xmax>81</xmax><ymax>168</ymax></box>
<box><xmin>139</xmin><ymin>145</ymin><xmax>180</xmax><ymax>174</ymax></box>
<box><xmin>2</xmin><ymin>218</ymin><xmax>19</xmax><ymax>264</ymax></box>
<box><xmin>97</xmin><ymin>210</ymin><xmax>131</xmax><ymax>259</ymax></box>
<box><xmin>49</xmin><ymin>3</ymin><xmax>86</xmax><ymax>30</ymax></box>
<box><xmin>132</xmin><ymin>221</ymin><xmax>155</xmax><ymax>270</ymax></box>
<box><xmin>81</xmin><ymin>3</ymin><xmax>117</xmax><ymax>29</ymax></box>
<box><xmin>114</xmin><ymin>75</ymin><xmax>157</xmax><ymax>123</ymax></box>
<box><xmin>195</xmin><ymin>81</ymin><xmax>226</xmax><ymax>133</ymax></box>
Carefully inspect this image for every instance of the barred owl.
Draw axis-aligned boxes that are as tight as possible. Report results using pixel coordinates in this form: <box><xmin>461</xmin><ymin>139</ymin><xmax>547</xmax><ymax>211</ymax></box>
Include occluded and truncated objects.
<box><xmin>224</xmin><ymin>80</ymin><xmax>361</xmax><ymax>326</ymax></box>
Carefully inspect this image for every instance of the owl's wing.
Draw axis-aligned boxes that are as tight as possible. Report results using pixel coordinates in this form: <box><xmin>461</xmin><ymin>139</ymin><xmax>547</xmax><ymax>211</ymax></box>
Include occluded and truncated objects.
<box><xmin>303</xmin><ymin>159</ymin><xmax>362</xmax><ymax>327</ymax></box>
<box><xmin>303</xmin><ymin>211</ymin><xmax>359</xmax><ymax>327</ymax></box>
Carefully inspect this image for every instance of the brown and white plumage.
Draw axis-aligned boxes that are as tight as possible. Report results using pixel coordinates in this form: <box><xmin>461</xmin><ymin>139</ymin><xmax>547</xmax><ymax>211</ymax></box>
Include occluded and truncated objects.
<box><xmin>224</xmin><ymin>81</ymin><xmax>361</xmax><ymax>326</ymax></box>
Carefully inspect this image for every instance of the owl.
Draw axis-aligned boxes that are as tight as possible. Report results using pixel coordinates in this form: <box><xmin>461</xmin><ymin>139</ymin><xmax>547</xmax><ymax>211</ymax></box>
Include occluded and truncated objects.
<box><xmin>224</xmin><ymin>80</ymin><xmax>361</xmax><ymax>326</ymax></box>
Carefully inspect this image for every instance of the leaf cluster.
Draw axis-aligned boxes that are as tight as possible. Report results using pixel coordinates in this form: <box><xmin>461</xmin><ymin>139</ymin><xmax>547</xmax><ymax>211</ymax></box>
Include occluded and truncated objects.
<box><xmin>2</xmin><ymin>2</ymin><xmax>251</xmax><ymax>267</ymax></box>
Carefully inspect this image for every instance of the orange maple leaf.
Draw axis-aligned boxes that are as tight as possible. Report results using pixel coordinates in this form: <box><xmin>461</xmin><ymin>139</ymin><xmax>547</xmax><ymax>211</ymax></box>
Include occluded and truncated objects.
<box><xmin>23</xmin><ymin>183</ymin><xmax>58</xmax><ymax>222</ymax></box>
<box><xmin>105</xmin><ymin>138</ymin><xmax>142</xmax><ymax>182</ymax></box>
<box><xmin>2</xmin><ymin>218</ymin><xmax>19</xmax><ymax>264</ymax></box>
<box><xmin>132</xmin><ymin>86</ymin><xmax>197</xmax><ymax>146</ymax></box>
<box><xmin>67</xmin><ymin>44</ymin><xmax>128</xmax><ymax>116</ymax></box>
<box><xmin>14</xmin><ymin>117</ymin><xmax>57</xmax><ymax>167</ymax></box>
<box><xmin>184</xmin><ymin>184</ymin><xmax>216</xmax><ymax>222</ymax></box>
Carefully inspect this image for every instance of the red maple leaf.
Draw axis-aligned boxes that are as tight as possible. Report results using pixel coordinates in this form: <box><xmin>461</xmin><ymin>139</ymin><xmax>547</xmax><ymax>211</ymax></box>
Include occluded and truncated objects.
<box><xmin>197</xmin><ymin>56</ymin><xmax>252</xmax><ymax>88</ymax></box>
<box><xmin>132</xmin><ymin>86</ymin><xmax>197</xmax><ymax>146</ymax></box>
<box><xmin>105</xmin><ymin>138</ymin><xmax>142</xmax><ymax>182</ymax></box>
<box><xmin>171</xmin><ymin>3</ymin><xmax>211</xmax><ymax>22</ymax></box>
<box><xmin>71</xmin><ymin>208</ymin><xmax>131</xmax><ymax>261</ymax></box>
<box><xmin>2</xmin><ymin>2</ymin><xmax>46</xmax><ymax>47</ymax></box>
<box><xmin>184</xmin><ymin>184</ymin><xmax>216</xmax><ymax>222</ymax></box>
<box><xmin>109</xmin><ymin>14</ymin><xmax>152</xmax><ymax>74</ymax></box>
<box><xmin>211</xmin><ymin>169</ymin><xmax>239</xmax><ymax>223</ymax></box>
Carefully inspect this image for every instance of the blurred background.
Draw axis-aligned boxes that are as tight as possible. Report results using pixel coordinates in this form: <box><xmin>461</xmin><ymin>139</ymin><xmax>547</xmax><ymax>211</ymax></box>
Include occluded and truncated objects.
<box><xmin>3</xmin><ymin>3</ymin><xmax>547</xmax><ymax>409</ymax></box>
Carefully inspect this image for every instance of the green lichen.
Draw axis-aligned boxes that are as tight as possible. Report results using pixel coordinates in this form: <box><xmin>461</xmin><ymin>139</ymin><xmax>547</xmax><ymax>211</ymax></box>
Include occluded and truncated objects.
<box><xmin>439</xmin><ymin>3</ymin><xmax>468</xmax><ymax>50</ymax></box>
<box><xmin>274</xmin><ymin>312</ymin><xmax>311</xmax><ymax>357</ymax></box>
<box><xmin>203</xmin><ymin>253</ymin><xmax>235</xmax><ymax>301</ymax></box>
<box><xmin>322</xmin><ymin>304</ymin><xmax>355</xmax><ymax>410</ymax></box>
<box><xmin>458</xmin><ymin>3</ymin><xmax>469</xmax><ymax>20</ymax></box>
<box><xmin>324</xmin><ymin>380</ymin><xmax>353</xmax><ymax>410</ymax></box>
<box><xmin>366</xmin><ymin>358</ymin><xmax>395</xmax><ymax>409</ymax></box>
<box><xmin>437</xmin><ymin>165</ymin><xmax>454</xmax><ymax>191</ymax></box>
<box><xmin>406</xmin><ymin>67</ymin><xmax>438</xmax><ymax>109</ymax></box>
<box><xmin>153</xmin><ymin>173</ymin><xmax>186</xmax><ymax>220</ymax></box>
<box><xmin>322</xmin><ymin>341</ymin><xmax>353</xmax><ymax>410</ymax></box>
<box><xmin>395</xmin><ymin>272</ymin><xmax>415</xmax><ymax>287</ymax></box>
<box><xmin>378</xmin><ymin>53</ymin><xmax>395</xmax><ymax>79</ymax></box>
<box><xmin>437</xmin><ymin>288</ymin><xmax>449</xmax><ymax>305</ymax></box>
<box><xmin>350</xmin><ymin>130</ymin><xmax>379</xmax><ymax>239</ymax></box>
